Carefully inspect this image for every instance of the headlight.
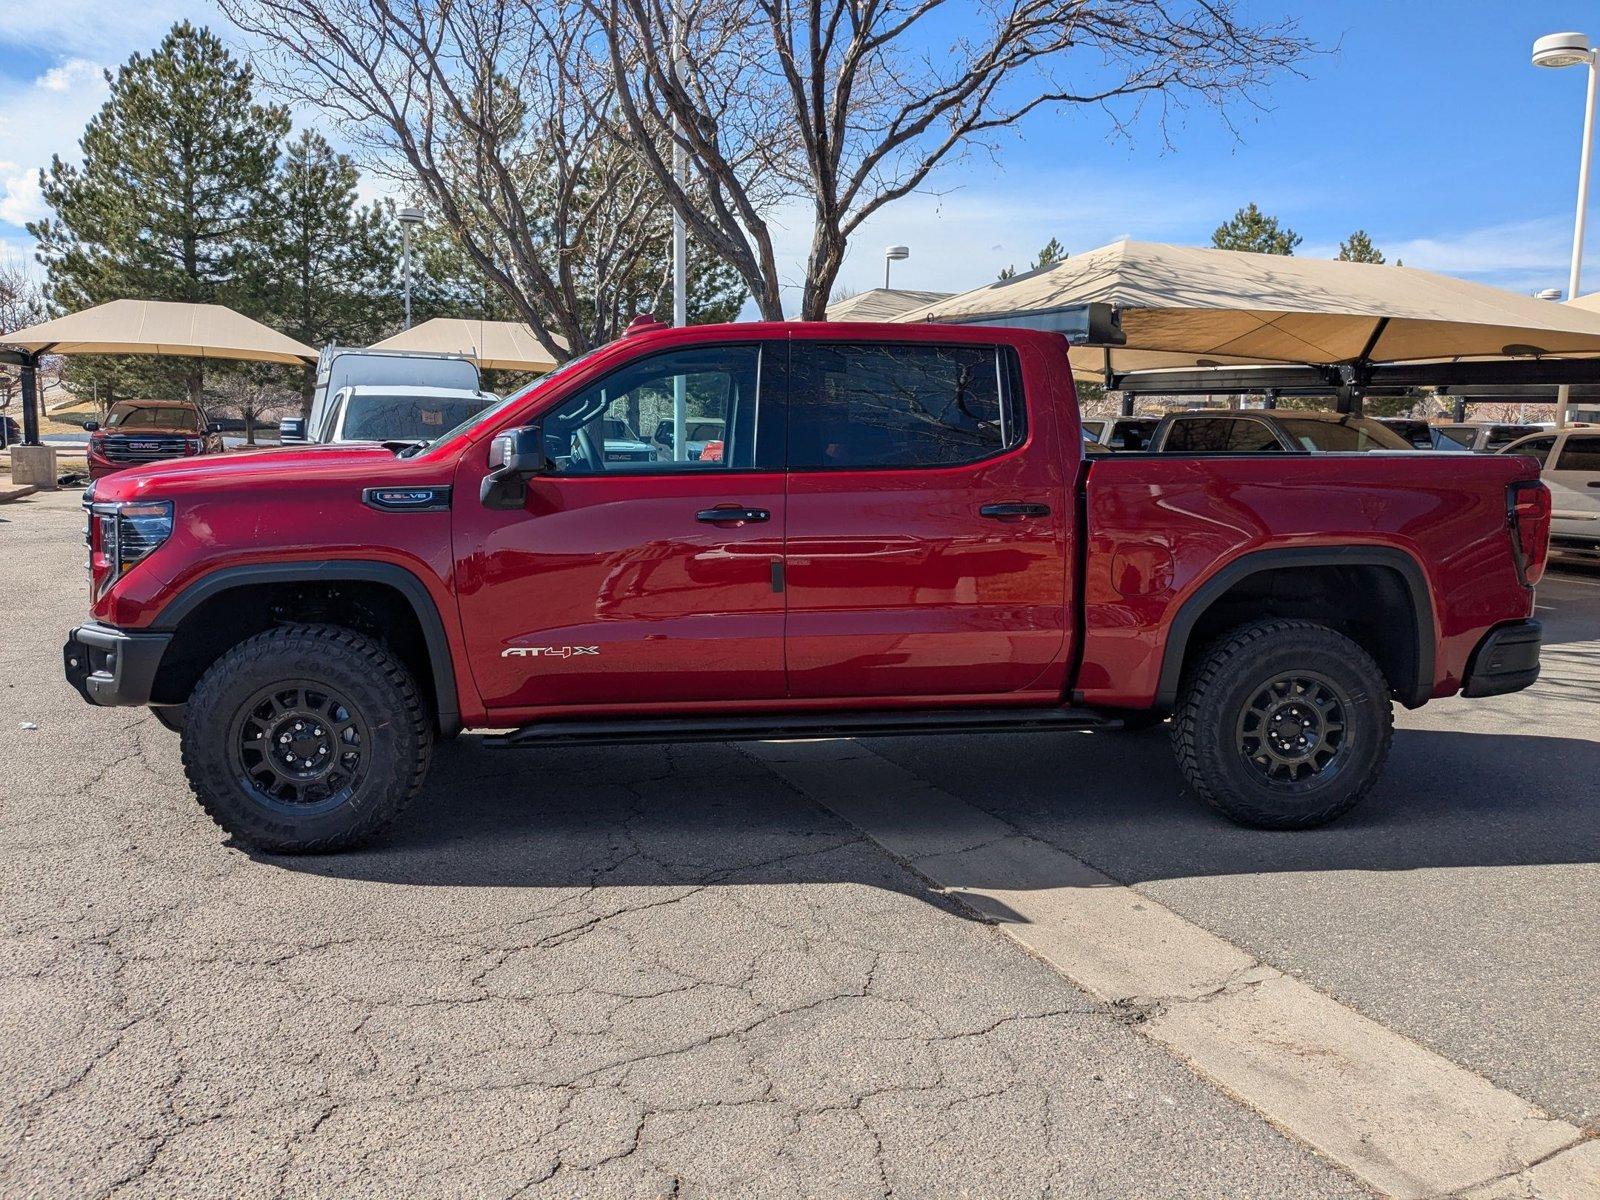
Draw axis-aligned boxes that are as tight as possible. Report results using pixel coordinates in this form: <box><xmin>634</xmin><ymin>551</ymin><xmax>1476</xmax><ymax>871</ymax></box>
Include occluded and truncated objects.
<box><xmin>86</xmin><ymin>499</ymin><xmax>174</xmax><ymax>595</ymax></box>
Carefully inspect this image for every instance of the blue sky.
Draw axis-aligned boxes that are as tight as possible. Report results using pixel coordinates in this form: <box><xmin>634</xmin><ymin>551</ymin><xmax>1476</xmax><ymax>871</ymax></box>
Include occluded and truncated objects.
<box><xmin>5</xmin><ymin>2</ymin><xmax>1600</xmax><ymax>311</ymax></box>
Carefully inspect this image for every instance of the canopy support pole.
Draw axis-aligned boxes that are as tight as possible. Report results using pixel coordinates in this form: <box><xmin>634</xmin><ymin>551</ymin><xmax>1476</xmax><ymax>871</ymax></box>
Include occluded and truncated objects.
<box><xmin>20</xmin><ymin>352</ymin><xmax>39</xmax><ymax>446</ymax></box>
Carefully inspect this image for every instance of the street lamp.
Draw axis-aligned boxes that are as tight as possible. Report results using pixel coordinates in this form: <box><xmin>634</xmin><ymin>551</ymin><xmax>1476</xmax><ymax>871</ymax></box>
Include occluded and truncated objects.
<box><xmin>398</xmin><ymin>206</ymin><xmax>425</xmax><ymax>330</ymax></box>
<box><xmin>884</xmin><ymin>245</ymin><xmax>909</xmax><ymax>289</ymax></box>
<box><xmin>1533</xmin><ymin>31</ymin><xmax>1599</xmax><ymax>428</ymax></box>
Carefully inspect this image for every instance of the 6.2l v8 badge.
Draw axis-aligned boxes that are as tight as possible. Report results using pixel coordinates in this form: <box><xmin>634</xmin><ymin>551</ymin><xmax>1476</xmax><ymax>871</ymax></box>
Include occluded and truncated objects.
<box><xmin>501</xmin><ymin>645</ymin><xmax>600</xmax><ymax>659</ymax></box>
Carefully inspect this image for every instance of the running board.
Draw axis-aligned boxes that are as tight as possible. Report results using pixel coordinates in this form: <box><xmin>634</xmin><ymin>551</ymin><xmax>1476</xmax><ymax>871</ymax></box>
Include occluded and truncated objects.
<box><xmin>489</xmin><ymin>706</ymin><xmax>1120</xmax><ymax>749</ymax></box>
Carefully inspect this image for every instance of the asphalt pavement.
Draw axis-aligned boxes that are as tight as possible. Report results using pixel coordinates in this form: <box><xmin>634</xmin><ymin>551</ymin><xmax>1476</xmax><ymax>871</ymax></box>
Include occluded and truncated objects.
<box><xmin>2</xmin><ymin>484</ymin><xmax>1595</xmax><ymax>1197</ymax></box>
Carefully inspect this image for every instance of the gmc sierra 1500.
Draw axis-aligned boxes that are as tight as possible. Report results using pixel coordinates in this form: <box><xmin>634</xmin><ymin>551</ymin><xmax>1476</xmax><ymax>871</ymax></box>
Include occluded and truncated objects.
<box><xmin>64</xmin><ymin>319</ymin><xmax>1551</xmax><ymax>852</ymax></box>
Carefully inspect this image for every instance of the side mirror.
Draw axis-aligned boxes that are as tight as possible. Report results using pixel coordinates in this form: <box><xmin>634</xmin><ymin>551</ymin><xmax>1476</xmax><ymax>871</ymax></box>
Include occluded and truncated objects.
<box><xmin>278</xmin><ymin>417</ymin><xmax>306</xmax><ymax>443</ymax></box>
<box><xmin>206</xmin><ymin>421</ymin><xmax>223</xmax><ymax>434</ymax></box>
<box><xmin>481</xmin><ymin>424</ymin><xmax>548</xmax><ymax>509</ymax></box>
<box><xmin>83</xmin><ymin>420</ymin><xmax>100</xmax><ymax>432</ymax></box>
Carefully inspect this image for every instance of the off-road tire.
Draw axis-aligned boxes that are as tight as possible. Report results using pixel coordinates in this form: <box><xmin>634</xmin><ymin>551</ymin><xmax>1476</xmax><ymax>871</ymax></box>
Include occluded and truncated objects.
<box><xmin>180</xmin><ymin>625</ymin><xmax>432</xmax><ymax>852</ymax></box>
<box><xmin>1171</xmin><ymin>619</ymin><xmax>1393</xmax><ymax>829</ymax></box>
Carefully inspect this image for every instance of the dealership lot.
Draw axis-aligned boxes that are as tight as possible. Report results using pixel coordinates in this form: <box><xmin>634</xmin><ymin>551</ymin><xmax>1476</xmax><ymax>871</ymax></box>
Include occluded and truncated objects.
<box><xmin>2</xmin><ymin>486</ymin><xmax>1596</xmax><ymax>1197</ymax></box>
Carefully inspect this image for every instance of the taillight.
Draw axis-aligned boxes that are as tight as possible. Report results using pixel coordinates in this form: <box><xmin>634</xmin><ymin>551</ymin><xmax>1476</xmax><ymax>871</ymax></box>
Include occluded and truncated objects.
<box><xmin>1508</xmin><ymin>480</ymin><xmax>1551</xmax><ymax>586</ymax></box>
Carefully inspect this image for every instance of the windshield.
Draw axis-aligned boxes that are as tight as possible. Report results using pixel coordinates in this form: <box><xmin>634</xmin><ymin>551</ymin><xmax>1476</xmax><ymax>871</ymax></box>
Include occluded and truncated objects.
<box><xmin>1275</xmin><ymin>417</ymin><xmax>1412</xmax><ymax>452</ymax></box>
<box><xmin>106</xmin><ymin>404</ymin><xmax>200</xmax><ymax>432</ymax></box>
<box><xmin>341</xmin><ymin>393</ymin><xmax>495</xmax><ymax>443</ymax></box>
<box><xmin>411</xmin><ymin>343</ymin><xmax>608</xmax><ymax>452</ymax></box>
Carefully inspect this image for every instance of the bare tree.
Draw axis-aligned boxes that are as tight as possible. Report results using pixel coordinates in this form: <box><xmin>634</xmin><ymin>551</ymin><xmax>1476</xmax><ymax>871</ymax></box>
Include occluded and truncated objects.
<box><xmin>583</xmin><ymin>0</ymin><xmax>1312</xmax><ymax>319</ymax></box>
<box><xmin>222</xmin><ymin>0</ymin><xmax>701</xmax><ymax>362</ymax></box>
<box><xmin>1</xmin><ymin>263</ymin><xmax>47</xmax><ymax>438</ymax></box>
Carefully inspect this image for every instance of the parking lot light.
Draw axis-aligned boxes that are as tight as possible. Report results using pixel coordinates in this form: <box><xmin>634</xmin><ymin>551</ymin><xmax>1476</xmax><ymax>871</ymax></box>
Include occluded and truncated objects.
<box><xmin>1533</xmin><ymin>31</ymin><xmax>1599</xmax><ymax>428</ymax></box>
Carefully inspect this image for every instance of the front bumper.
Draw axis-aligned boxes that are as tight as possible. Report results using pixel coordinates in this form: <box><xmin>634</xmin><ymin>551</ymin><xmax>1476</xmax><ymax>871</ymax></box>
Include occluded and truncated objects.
<box><xmin>63</xmin><ymin>622</ymin><xmax>172</xmax><ymax>707</ymax></box>
<box><xmin>1461</xmin><ymin>620</ymin><xmax>1542</xmax><ymax>698</ymax></box>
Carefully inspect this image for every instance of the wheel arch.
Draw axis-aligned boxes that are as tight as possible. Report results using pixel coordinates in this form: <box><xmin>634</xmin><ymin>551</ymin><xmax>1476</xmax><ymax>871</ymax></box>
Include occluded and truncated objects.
<box><xmin>1154</xmin><ymin>545</ymin><xmax>1436</xmax><ymax>710</ymax></box>
<box><xmin>150</xmin><ymin>561</ymin><xmax>461</xmax><ymax>735</ymax></box>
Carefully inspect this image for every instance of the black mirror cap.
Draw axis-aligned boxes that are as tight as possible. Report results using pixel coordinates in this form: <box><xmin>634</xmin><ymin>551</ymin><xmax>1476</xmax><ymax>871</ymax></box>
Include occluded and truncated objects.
<box><xmin>206</xmin><ymin>421</ymin><xmax>224</xmax><ymax>434</ymax></box>
<box><xmin>83</xmin><ymin>420</ymin><xmax>100</xmax><ymax>432</ymax></box>
<box><xmin>278</xmin><ymin>417</ymin><xmax>306</xmax><ymax>442</ymax></box>
<box><xmin>488</xmin><ymin>424</ymin><xmax>547</xmax><ymax>474</ymax></box>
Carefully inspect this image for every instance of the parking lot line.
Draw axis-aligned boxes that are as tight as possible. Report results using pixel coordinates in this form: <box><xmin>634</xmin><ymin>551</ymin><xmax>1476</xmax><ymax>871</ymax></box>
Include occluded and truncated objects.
<box><xmin>745</xmin><ymin>738</ymin><xmax>1598</xmax><ymax>1200</ymax></box>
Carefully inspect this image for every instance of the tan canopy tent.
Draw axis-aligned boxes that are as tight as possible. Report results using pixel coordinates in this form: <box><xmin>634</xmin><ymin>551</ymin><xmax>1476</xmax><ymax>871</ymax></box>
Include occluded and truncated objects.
<box><xmin>1</xmin><ymin>298</ymin><xmax>317</xmax><ymax>364</ymax></box>
<box><xmin>825</xmin><ymin>288</ymin><xmax>953</xmax><ymax>323</ymax></box>
<box><xmin>371</xmin><ymin>318</ymin><xmax>563</xmax><ymax>373</ymax></box>
<box><xmin>892</xmin><ymin>239</ymin><xmax>1600</xmax><ymax>378</ymax></box>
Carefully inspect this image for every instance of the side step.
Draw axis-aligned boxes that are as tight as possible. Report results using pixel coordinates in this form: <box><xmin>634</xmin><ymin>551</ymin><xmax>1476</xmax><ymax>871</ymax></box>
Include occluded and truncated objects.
<box><xmin>489</xmin><ymin>706</ymin><xmax>1120</xmax><ymax>749</ymax></box>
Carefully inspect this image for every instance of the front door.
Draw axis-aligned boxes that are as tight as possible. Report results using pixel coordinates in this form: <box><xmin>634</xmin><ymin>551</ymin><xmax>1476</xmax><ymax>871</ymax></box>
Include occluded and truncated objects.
<box><xmin>454</xmin><ymin>342</ymin><xmax>787</xmax><ymax>711</ymax></box>
<box><xmin>1546</xmin><ymin>432</ymin><xmax>1600</xmax><ymax>539</ymax></box>
<box><xmin>782</xmin><ymin>339</ymin><xmax>1069</xmax><ymax>699</ymax></box>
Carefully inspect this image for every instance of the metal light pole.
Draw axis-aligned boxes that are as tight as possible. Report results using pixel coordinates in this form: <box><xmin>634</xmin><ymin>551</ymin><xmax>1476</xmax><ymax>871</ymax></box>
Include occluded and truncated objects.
<box><xmin>884</xmin><ymin>245</ymin><xmax>909</xmax><ymax>289</ymax></box>
<box><xmin>398</xmin><ymin>207</ymin><xmax>424</xmax><ymax>330</ymax></box>
<box><xmin>1533</xmin><ymin>32</ymin><xmax>1600</xmax><ymax>428</ymax></box>
<box><xmin>670</xmin><ymin>5</ymin><xmax>688</xmax><ymax>460</ymax></box>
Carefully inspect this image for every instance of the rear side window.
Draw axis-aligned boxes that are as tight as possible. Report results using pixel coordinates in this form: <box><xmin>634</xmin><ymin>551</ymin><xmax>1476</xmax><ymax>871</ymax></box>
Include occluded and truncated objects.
<box><xmin>1225</xmin><ymin>419</ymin><xmax>1281</xmax><ymax>452</ymax></box>
<box><xmin>1276</xmin><ymin>418</ymin><xmax>1410</xmax><ymax>452</ymax></box>
<box><xmin>1508</xmin><ymin>436</ymin><xmax>1556</xmax><ymax>466</ymax></box>
<box><xmin>1107</xmin><ymin>419</ymin><xmax>1156</xmax><ymax>451</ymax></box>
<box><xmin>1432</xmin><ymin>426</ymin><xmax>1475</xmax><ymax>449</ymax></box>
<box><xmin>1161</xmin><ymin>418</ymin><xmax>1233</xmax><ymax>452</ymax></box>
<box><xmin>1555</xmin><ymin>435</ymin><xmax>1600</xmax><ymax>472</ymax></box>
<box><xmin>788</xmin><ymin>342</ymin><xmax>1024</xmax><ymax>469</ymax></box>
<box><xmin>1485</xmin><ymin>425</ymin><xmax>1540</xmax><ymax>452</ymax></box>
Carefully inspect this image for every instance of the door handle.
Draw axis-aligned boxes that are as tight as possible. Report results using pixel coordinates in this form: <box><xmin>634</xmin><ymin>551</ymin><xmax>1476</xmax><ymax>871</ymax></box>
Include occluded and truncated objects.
<box><xmin>1586</xmin><ymin>481</ymin><xmax>1600</xmax><ymax>488</ymax></box>
<box><xmin>697</xmin><ymin>506</ymin><xmax>770</xmax><ymax>524</ymax></box>
<box><xmin>980</xmin><ymin>502</ymin><xmax>1051</xmax><ymax>519</ymax></box>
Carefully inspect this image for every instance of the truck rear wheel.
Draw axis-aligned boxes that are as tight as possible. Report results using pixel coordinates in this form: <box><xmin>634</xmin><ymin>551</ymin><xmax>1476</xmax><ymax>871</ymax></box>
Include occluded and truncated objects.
<box><xmin>1170</xmin><ymin>619</ymin><xmax>1393</xmax><ymax>829</ymax></box>
<box><xmin>180</xmin><ymin>625</ymin><xmax>432</xmax><ymax>853</ymax></box>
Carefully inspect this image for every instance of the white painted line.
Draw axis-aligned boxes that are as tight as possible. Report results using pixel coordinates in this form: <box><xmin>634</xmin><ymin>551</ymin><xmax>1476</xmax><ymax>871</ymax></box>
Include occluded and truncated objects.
<box><xmin>745</xmin><ymin>738</ymin><xmax>1596</xmax><ymax>1200</ymax></box>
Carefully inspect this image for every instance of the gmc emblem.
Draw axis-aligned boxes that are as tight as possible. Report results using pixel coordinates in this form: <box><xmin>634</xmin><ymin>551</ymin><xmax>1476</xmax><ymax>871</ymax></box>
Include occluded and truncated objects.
<box><xmin>501</xmin><ymin>645</ymin><xmax>600</xmax><ymax>659</ymax></box>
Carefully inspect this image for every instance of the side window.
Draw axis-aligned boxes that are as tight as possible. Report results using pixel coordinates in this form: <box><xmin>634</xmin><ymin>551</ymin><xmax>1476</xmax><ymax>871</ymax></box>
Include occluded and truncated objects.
<box><xmin>1226</xmin><ymin>419</ymin><xmax>1282</xmax><ymax>452</ymax></box>
<box><xmin>1555</xmin><ymin>435</ymin><xmax>1600</xmax><ymax>472</ymax></box>
<box><xmin>1510</xmin><ymin>436</ymin><xmax>1556</xmax><ymax>466</ymax></box>
<box><xmin>542</xmin><ymin>344</ymin><xmax>768</xmax><ymax>474</ymax></box>
<box><xmin>1162</xmin><ymin>418</ymin><xmax>1233</xmax><ymax>452</ymax></box>
<box><xmin>788</xmin><ymin>342</ymin><xmax>1024</xmax><ymax>470</ymax></box>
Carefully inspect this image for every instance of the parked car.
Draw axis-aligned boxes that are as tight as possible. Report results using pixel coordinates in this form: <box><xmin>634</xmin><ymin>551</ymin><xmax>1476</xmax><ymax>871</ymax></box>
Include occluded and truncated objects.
<box><xmin>1430</xmin><ymin>422</ymin><xmax>1542</xmax><ymax>453</ymax></box>
<box><xmin>312</xmin><ymin>385</ymin><xmax>497</xmax><ymax>445</ymax></box>
<box><xmin>1082</xmin><ymin>416</ymin><xmax>1159</xmax><ymax>451</ymax></box>
<box><xmin>82</xmin><ymin>400</ymin><xmax>222</xmax><ymax>480</ymax></box>
<box><xmin>1148</xmin><ymin>409</ymin><xmax>1414</xmax><ymax>453</ymax></box>
<box><xmin>650</xmin><ymin>416</ymin><xmax>726</xmax><ymax>460</ymax></box>
<box><xmin>64</xmin><ymin>318</ymin><xmax>1548</xmax><ymax>853</ymax></box>
<box><xmin>1498</xmin><ymin>428</ymin><xmax>1600</xmax><ymax>557</ymax></box>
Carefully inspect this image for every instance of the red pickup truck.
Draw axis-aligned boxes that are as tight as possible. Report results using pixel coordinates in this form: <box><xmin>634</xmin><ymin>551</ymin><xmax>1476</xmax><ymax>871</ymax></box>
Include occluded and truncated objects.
<box><xmin>63</xmin><ymin>320</ymin><xmax>1551</xmax><ymax>852</ymax></box>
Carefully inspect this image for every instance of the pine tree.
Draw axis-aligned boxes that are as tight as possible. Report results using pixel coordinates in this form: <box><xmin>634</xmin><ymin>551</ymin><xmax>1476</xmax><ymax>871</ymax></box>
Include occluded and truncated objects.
<box><xmin>253</xmin><ymin>130</ymin><xmax>399</xmax><ymax>405</ymax></box>
<box><xmin>1211</xmin><ymin>204</ymin><xmax>1301</xmax><ymax>256</ymax></box>
<box><xmin>999</xmin><ymin>237</ymin><xmax>1070</xmax><ymax>280</ymax></box>
<box><xmin>29</xmin><ymin>22</ymin><xmax>289</xmax><ymax>405</ymax></box>
<box><xmin>1337</xmin><ymin>230</ymin><xmax>1386</xmax><ymax>264</ymax></box>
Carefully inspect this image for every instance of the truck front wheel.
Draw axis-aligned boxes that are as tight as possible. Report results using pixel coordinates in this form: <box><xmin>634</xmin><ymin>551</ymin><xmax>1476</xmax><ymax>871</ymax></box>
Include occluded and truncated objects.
<box><xmin>180</xmin><ymin>625</ymin><xmax>433</xmax><ymax>852</ymax></box>
<box><xmin>1170</xmin><ymin>619</ymin><xmax>1393</xmax><ymax>829</ymax></box>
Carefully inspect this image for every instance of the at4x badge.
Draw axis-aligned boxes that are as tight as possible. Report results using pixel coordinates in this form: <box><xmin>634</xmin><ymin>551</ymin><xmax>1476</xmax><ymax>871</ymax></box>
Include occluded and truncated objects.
<box><xmin>501</xmin><ymin>645</ymin><xmax>600</xmax><ymax>660</ymax></box>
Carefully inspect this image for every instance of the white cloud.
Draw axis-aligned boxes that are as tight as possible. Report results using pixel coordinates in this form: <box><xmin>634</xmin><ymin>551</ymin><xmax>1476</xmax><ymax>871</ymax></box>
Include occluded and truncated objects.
<box><xmin>0</xmin><ymin>58</ymin><xmax>112</xmax><ymax>240</ymax></box>
<box><xmin>37</xmin><ymin>58</ymin><xmax>102</xmax><ymax>93</ymax></box>
<box><xmin>0</xmin><ymin>1</ymin><xmax>211</xmax><ymax>61</ymax></box>
<box><xmin>0</xmin><ymin>162</ymin><xmax>46</xmax><ymax>226</ymax></box>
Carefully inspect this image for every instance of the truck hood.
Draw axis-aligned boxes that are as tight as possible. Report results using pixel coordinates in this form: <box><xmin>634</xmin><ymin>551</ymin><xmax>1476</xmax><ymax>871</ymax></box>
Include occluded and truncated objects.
<box><xmin>90</xmin><ymin>442</ymin><xmax>435</xmax><ymax>501</ymax></box>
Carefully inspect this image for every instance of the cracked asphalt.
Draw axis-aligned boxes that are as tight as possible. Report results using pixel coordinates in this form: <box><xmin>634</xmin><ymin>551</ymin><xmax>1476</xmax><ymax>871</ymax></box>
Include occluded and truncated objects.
<box><xmin>10</xmin><ymin>487</ymin><xmax>1588</xmax><ymax>1198</ymax></box>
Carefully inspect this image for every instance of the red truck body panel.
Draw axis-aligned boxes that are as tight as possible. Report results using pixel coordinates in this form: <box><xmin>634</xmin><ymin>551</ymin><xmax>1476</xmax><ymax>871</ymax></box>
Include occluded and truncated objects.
<box><xmin>83</xmin><ymin>320</ymin><xmax>1542</xmax><ymax>730</ymax></box>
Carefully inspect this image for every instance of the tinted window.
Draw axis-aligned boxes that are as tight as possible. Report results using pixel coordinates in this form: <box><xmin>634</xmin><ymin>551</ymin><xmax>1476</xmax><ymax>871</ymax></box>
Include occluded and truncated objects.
<box><xmin>1225</xmin><ymin>419</ymin><xmax>1283</xmax><ymax>452</ymax></box>
<box><xmin>1107</xmin><ymin>419</ymin><xmax>1157</xmax><ymax>451</ymax></box>
<box><xmin>341</xmin><ymin>394</ymin><xmax>493</xmax><ymax>442</ymax></box>
<box><xmin>1432</xmin><ymin>426</ymin><xmax>1475</xmax><ymax>449</ymax></box>
<box><xmin>1555</xmin><ymin>435</ymin><xmax>1600</xmax><ymax>472</ymax></box>
<box><xmin>1161</xmin><ymin>418</ymin><xmax>1236</xmax><ymax>452</ymax></box>
<box><xmin>106</xmin><ymin>404</ymin><xmax>200</xmax><ymax>432</ymax></box>
<box><xmin>1506</xmin><ymin>436</ymin><xmax>1556</xmax><ymax>466</ymax></box>
<box><xmin>1379</xmin><ymin>420</ymin><xmax>1432</xmax><ymax>449</ymax></box>
<box><xmin>1484</xmin><ymin>425</ymin><xmax>1541</xmax><ymax>452</ymax></box>
<box><xmin>1276</xmin><ymin>417</ymin><xmax>1411</xmax><ymax>452</ymax></box>
<box><xmin>788</xmin><ymin>343</ymin><xmax>1022</xmax><ymax>469</ymax></box>
<box><xmin>544</xmin><ymin>344</ymin><xmax>767</xmax><ymax>474</ymax></box>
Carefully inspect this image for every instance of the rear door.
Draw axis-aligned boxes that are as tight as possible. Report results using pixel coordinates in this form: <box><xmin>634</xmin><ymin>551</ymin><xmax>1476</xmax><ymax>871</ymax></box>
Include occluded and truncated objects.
<box><xmin>782</xmin><ymin>339</ymin><xmax>1068</xmax><ymax>699</ymax></box>
<box><xmin>1545</xmin><ymin>432</ymin><xmax>1600</xmax><ymax>539</ymax></box>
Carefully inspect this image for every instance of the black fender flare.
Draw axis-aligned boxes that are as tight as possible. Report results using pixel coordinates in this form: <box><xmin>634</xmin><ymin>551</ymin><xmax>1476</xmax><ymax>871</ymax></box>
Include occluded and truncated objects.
<box><xmin>152</xmin><ymin>561</ymin><xmax>461</xmax><ymax>735</ymax></box>
<box><xmin>1153</xmin><ymin>545</ymin><xmax>1436</xmax><ymax>709</ymax></box>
